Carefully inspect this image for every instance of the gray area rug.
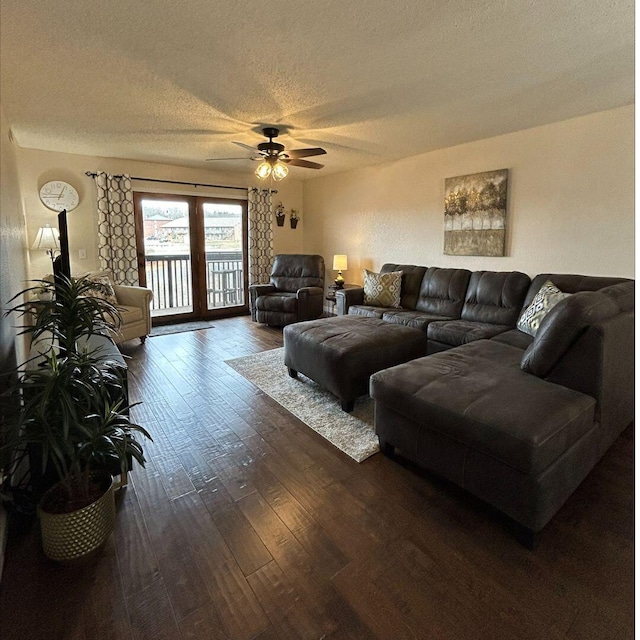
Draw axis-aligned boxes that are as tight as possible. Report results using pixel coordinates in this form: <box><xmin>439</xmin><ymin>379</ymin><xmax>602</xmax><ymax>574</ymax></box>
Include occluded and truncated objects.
<box><xmin>225</xmin><ymin>348</ymin><xmax>379</xmax><ymax>462</ymax></box>
<box><xmin>150</xmin><ymin>320</ymin><xmax>215</xmax><ymax>336</ymax></box>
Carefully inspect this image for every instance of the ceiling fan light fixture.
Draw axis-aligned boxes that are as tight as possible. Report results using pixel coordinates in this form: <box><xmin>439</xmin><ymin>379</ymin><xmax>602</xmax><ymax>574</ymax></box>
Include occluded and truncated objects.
<box><xmin>272</xmin><ymin>160</ymin><xmax>289</xmax><ymax>181</ymax></box>
<box><xmin>255</xmin><ymin>160</ymin><xmax>272</xmax><ymax>179</ymax></box>
<box><xmin>245</xmin><ymin>128</ymin><xmax>325</xmax><ymax>179</ymax></box>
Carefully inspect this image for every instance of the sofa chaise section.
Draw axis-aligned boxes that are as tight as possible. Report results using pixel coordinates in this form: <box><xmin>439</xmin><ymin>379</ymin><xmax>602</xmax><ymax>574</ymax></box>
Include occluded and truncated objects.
<box><xmin>370</xmin><ymin>281</ymin><xmax>634</xmax><ymax>546</ymax></box>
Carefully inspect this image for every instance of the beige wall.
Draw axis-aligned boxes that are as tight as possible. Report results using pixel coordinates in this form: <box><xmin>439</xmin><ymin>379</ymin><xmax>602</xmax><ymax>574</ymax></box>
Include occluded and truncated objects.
<box><xmin>14</xmin><ymin>148</ymin><xmax>305</xmax><ymax>279</ymax></box>
<box><xmin>9</xmin><ymin>105</ymin><xmax>636</xmax><ymax>295</ymax></box>
<box><xmin>303</xmin><ymin>105</ymin><xmax>635</xmax><ymax>285</ymax></box>
<box><xmin>0</xmin><ymin>108</ymin><xmax>29</xmax><ymax>370</ymax></box>
<box><xmin>0</xmin><ymin>105</ymin><xmax>29</xmax><ymax>584</ymax></box>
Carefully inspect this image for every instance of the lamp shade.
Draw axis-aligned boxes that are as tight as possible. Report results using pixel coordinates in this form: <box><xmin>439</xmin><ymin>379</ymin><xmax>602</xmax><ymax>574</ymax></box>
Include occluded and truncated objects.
<box><xmin>272</xmin><ymin>161</ymin><xmax>289</xmax><ymax>181</ymax></box>
<box><xmin>255</xmin><ymin>157</ymin><xmax>290</xmax><ymax>181</ymax></box>
<box><xmin>255</xmin><ymin>160</ymin><xmax>272</xmax><ymax>180</ymax></box>
<box><xmin>32</xmin><ymin>224</ymin><xmax>60</xmax><ymax>251</ymax></box>
<box><xmin>332</xmin><ymin>254</ymin><xmax>348</xmax><ymax>271</ymax></box>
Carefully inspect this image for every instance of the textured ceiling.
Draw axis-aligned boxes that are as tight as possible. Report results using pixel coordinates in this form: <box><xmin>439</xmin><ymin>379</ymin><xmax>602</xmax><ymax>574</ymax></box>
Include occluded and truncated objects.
<box><xmin>0</xmin><ymin>0</ymin><xmax>634</xmax><ymax>180</ymax></box>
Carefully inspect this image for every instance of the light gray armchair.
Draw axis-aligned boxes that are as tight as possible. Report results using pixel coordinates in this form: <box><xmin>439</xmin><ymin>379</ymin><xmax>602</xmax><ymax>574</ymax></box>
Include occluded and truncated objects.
<box><xmin>87</xmin><ymin>270</ymin><xmax>153</xmax><ymax>344</ymax></box>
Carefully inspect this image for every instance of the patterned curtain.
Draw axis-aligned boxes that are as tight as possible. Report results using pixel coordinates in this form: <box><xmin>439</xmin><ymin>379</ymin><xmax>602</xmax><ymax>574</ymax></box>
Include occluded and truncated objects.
<box><xmin>248</xmin><ymin>188</ymin><xmax>275</xmax><ymax>285</ymax></box>
<box><xmin>91</xmin><ymin>172</ymin><xmax>139</xmax><ymax>285</ymax></box>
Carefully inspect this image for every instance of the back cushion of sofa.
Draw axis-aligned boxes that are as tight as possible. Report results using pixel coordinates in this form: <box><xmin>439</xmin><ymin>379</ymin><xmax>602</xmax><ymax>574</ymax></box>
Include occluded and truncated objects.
<box><xmin>381</xmin><ymin>264</ymin><xmax>427</xmax><ymax>310</ymax></box>
<box><xmin>596</xmin><ymin>281</ymin><xmax>635</xmax><ymax>312</ymax></box>
<box><xmin>461</xmin><ymin>271</ymin><xmax>531</xmax><ymax>325</ymax></box>
<box><xmin>414</xmin><ymin>267</ymin><xmax>471</xmax><ymax>317</ymax></box>
<box><xmin>270</xmin><ymin>254</ymin><xmax>324</xmax><ymax>292</ymax></box>
<box><xmin>521</xmin><ymin>290</ymin><xmax>619</xmax><ymax>378</ymax></box>
<box><xmin>522</xmin><ymin>273</ymin><xmax>632</xmax><ymax>310</ymax></box>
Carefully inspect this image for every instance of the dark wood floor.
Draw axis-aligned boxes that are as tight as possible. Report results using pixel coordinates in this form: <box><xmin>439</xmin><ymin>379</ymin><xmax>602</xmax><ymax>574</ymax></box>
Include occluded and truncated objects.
<box><xmin>0</xmin><ymin>316</ymin><xmax>634</xmax><ymax>640</ymax></box>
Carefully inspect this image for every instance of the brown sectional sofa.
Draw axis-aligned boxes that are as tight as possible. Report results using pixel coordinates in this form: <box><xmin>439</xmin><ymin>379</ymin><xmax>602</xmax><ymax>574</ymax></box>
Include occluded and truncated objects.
<box><xmin>336</xmin><ymin>265</ymin><xmax>634</xmax><ymax>546</ymax></box>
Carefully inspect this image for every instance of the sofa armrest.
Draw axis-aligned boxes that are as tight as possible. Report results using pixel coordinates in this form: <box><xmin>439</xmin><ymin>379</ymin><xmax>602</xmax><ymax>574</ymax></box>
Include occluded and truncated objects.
<box><xmin>335</xmin><ymin>287</ymin><xmax>364</xmax><ymax>316</ymax></box>
<box><xmin>297</xmin><ymin>286</ymin><xmax>324</xmax><ymax>321</ymax></box>
<box><xmin>249</xmin><ymin>284</ymin><xmax>276</xmax><ymax>321</ymax></box>
<box><xmin>249</xmin><ymin>284</ymin><xmax>276</xmax><ymax>296</ymax></box>
<box><xmin>113</xmin><ymin>284</ymin><xmax>153</xmax><ymax>308</ymax></box>
<box><xmin>113</xmin><ymin>284</ymin><xmax>153</xmax><ymax>337</ymax></box>
<box><xmin>296</xmin><ymin>286</ymin><xmax>324</xmax><ymax>297</ymax></box>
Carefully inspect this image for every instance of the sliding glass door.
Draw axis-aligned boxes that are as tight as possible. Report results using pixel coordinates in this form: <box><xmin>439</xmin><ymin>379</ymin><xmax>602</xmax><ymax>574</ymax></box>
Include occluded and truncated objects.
<box><xmin>201</xmin><ymin>200</ymin><xmax>246</xmax><ymax>311</ymax></box>
<box><xmin>134</xmin><ymin>193</ymin><xmax>248</xmax><ymax>322</ymax></box>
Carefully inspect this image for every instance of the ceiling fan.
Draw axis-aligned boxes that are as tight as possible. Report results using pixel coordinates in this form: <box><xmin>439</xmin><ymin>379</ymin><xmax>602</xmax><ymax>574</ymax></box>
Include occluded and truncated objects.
<box><xmin>206</xmin><ymin>127</ymin><xmax>326</xmax><ymax>180</ymax></box>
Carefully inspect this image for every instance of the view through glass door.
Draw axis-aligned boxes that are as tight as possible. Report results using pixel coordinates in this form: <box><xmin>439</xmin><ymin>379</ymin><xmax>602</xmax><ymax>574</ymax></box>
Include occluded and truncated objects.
<box><xmin>134</xmin><ymin>193</ymin><xmax>248</xmax><ymax>322</ymax></box>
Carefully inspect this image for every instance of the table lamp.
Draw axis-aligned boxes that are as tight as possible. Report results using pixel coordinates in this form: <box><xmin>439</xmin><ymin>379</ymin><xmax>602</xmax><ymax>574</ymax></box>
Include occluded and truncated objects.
<box><xmin>32</xmin><ymin>224</ymin><xmax>60</xmax><ymax>269</ymax></box>
<box><xmin>333</xmin><ymin>254</ymin><xmax>348</xmax><ymax>289</ymax></box>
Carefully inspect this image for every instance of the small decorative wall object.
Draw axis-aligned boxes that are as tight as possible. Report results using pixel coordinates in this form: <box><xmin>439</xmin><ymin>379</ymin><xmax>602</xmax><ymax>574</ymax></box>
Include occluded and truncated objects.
<box><xmin>275</xmin><ymin>202</ymin><xmax>285</xmax><ymax>226</ymax></box>
<box><xmin>290</xmin><ymin>209</ymin><xmax>300</xmax><ymax>229</ymax></box>
<box><xmin>444</xmin><ymin>169</ymin><xmax>508</xmax><ymax>256</ymax></box>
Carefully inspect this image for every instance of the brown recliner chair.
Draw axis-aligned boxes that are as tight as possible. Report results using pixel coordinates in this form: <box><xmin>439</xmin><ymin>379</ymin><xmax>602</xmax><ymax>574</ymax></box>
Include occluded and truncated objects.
<box><xmin>249</xmin><ymin>254</ymin><xmax>325</xmax><ymax>326</ymax></box>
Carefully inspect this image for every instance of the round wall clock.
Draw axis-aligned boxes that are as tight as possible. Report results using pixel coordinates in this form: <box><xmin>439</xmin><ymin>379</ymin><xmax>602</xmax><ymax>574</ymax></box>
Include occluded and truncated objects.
<box><xmin>39</xmin><ymin>181</ymin><xmax>80</xmax><ymax>212</ymax></box>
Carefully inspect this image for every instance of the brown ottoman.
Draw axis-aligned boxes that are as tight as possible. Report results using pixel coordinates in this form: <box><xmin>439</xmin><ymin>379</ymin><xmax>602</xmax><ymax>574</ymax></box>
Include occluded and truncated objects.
<box><xmin>283</xmin><ymin>316</ymin><xmax>427</xmax><ymax>412</ymax></box>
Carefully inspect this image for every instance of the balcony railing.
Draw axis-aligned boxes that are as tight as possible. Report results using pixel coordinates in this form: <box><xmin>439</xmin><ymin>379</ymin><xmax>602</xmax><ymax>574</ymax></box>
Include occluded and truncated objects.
<box><xmin>145</xmin><ymin>251</ymin><xmax>244</xmax><ymax>314</ymax></box>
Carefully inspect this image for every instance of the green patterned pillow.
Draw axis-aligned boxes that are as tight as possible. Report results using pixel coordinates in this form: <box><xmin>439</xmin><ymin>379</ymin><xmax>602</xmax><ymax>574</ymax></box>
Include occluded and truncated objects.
<box><xmin>517</xmin><ymin>280</ymin><xmax>571</xmax><ymax>337</ymax></box>
<box><xmin>363</xmin><ymin>269</ymin><xmax>402</xmax><ymax>308</ymax></box>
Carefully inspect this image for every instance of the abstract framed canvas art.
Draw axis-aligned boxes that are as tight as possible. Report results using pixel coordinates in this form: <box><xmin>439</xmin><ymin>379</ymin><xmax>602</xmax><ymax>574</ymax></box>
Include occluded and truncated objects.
<box><xmin>444</xmin><ymin>169</ymin><xmax>508</xmax><ymax>256</ymax></box>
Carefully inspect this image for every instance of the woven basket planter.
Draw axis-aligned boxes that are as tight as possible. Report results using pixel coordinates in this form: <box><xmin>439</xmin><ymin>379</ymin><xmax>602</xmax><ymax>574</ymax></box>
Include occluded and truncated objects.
<box><xmin>38</xmin><ymin>473</ymin><xmax>115</xmax><ymax>562</ymax></box>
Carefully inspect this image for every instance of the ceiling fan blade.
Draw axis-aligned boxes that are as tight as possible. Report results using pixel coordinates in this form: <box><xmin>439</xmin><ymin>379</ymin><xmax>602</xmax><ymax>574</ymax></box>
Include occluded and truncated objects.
<box><xmin>205</xmin><ymin>157</ymin><xmax>253</xmax><ymax>162</ymax></box>
<box><xmin>283</xmin><ymin>158</ymin><xmax>325</xmax><ymax>169</ymax></box>
<box><xmin>232</xmin><ymin>141</ymin><xmax>258</xmax><ymax>152</ymax></box>
<box><xmin>285</xmin><ymin>147</ymin><xmax>327</xmax><ymax>159</ymax></box>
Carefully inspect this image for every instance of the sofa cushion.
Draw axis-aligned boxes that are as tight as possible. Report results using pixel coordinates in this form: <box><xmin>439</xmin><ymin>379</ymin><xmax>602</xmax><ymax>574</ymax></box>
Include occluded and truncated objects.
<box><xmin>490</xmin><ymin>329</ymin><xmax>534</xmax><ymax>350</ymax></box>
<box><xmin>414</xmin><ymin>267</ymin><xmax>471</xmax><ymax>317</ymax></box>
<box><xmin>370</xmin><ymin>340</ymin><xmax>596</xmax><ymax>475</ymax></box>
<box><xmin>598</xmin><ymin>281</ymin><xmax>635</xmax><ymax>311</ymax></box>
<box><xmin>380</xmin><ymin>264</ymin><xmax>427</xmax><ymax>310</ymax></box>
<box><xmin>256</xmin><ymin>292</ymin><xmax>298</xmax><ymax>313</ymax></box>
<box><xmin>118</xmin><ymin>305</ymin><xmax>143</xmax><ymax>324</ymax></box>
<box><xmin>516</xmin><ymin>280</ymin><xmax>571</xmax><ymax>337</ymax></box>
<box><xmin>461</xmin><ymin>271</ymin><xmax>531</xmax><ymax>326</ymax></box>
<box><xmin>269</xmin><ymin>254</ymin><xmax>324</xmax><ymax>292</ymax></box>
<box><xmin>381</xmin><ymin>309</ymin><xmax>455</xmax><ymax>332</ymax></box>
<box><xmin>522</xmin><ymin>273</ymin><xmax>632</xmax><ymax>309</ymax></box>
<box><xmin>521</xmin><ymin>290</ymin><xmax>620</xmax><ymax>378</ymax></box>
<box><xmin>427</xmin><ymin>319</ymin><xmax>512</xmax><ymax>346</ymax></box>
<box><xmin>363</xmin><ymin>269</ymin><xmax>402</xmax><ymax>308</ymax></box>
<box><xmin>348</xmin><ymin>305</ymin><xmax>387</xmax><ymax>319</ymax></box>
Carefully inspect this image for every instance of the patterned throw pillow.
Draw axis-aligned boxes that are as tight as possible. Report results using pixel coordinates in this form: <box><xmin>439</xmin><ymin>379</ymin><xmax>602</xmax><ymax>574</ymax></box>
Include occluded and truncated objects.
<box><xmin>86</xmin><ymin>275</ymin><xmax>119</xmax><ymax>306</ymax></box>
<box><xmin>363</xmin><ymin>269</ymin><xmax>402</xmax><ymax>308</ymax></box>
<box><xmin>517</xmin><ymin>280</ymin><xmax>571</xmax><ymax>337</ymax></box>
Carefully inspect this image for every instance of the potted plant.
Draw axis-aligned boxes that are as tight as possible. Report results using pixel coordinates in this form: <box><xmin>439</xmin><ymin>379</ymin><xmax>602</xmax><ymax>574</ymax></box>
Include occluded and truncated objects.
<box><xmin>289</xmin><ymin>209</ymin><xmax>300</xmax><ymax>229</ymax></box>
<box><xmin>35</xmin><ymin>283</ymin><xmax>54</xmax><ymax>302</ymax></box>
<box><xmin>275</xmin><ymin>202</ymin><xmax>286</xmax><ymax>226</ymax></box>
<box><xmin>1</xmin><ymin>275</ymin><xmax>152</xmax><ymax>561</ymax></box>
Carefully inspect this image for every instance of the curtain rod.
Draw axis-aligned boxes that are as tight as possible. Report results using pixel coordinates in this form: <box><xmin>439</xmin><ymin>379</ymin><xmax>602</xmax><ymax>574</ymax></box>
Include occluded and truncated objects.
<box><xmin>84</xmin><ymin>172</ymin><xmax>269</xmax><ymax>192</ymax></box>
